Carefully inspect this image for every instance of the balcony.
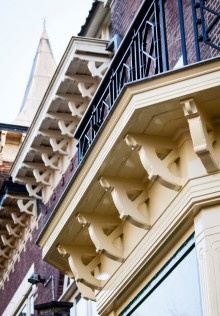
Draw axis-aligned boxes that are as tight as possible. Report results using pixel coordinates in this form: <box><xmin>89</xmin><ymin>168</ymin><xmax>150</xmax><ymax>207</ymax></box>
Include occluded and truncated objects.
<box><xmin>75</xmin><ymin>0</ymin><xmax>220</xmax><ymax>164</ymax></box>
<box><xmin>10</xmin><ymin>1</ymin><xmax>220</xmax><ymax>313</ymax></box>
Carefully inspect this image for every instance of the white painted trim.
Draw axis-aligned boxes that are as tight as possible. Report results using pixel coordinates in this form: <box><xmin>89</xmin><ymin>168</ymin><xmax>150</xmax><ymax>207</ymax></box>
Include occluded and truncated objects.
<box><xmin>174</xmin><ymin>55</ymin><xmax>184</xmax><ymax>69</ymax></box>
<box><xmin>2</xmin><ymin>264</ymin><xmax>34</xmax><ymax>316</ymax></box>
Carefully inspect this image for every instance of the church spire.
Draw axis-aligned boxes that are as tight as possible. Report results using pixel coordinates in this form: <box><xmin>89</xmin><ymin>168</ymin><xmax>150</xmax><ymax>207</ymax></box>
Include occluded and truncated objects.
<box><xmin>14</xmin><ymin>26</ymin><xmax>56</xmax><ymax>126</ymax></box>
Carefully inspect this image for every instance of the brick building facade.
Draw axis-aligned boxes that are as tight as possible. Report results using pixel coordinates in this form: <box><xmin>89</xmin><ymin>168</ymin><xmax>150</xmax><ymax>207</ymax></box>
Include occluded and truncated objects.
<box><xmin>1</xmin><ymin>1</ymin><xmax>220</xmax><ymax>315</ymax></box>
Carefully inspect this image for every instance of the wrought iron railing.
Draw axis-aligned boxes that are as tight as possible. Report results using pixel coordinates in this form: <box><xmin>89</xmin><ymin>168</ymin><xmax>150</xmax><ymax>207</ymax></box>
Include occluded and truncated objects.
<box><xmin>75</xmin><ymin>0</ymin><xmax>220</xmax><ymax>164</ymax></box>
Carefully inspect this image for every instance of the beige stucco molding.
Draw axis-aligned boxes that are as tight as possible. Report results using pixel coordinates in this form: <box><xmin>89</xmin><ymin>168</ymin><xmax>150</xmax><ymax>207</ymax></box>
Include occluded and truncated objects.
<box><xmin>99</xmin><ymin>176</ymin><xmax>150</xmax><ymax>229</ymax></box>
<box><xmin>17</xmin><ymin>199</ymin><xmax>37</xmax><ymax>216</ymax></box>
<box><xmin>125</xmin><ymin>133</ymin><xmax>183</xmax><ymax>191</ymax></box>
<box><xmin>10</xmin><ymin>37</ymin><xmax>112</xmax><ymax>203</ymax></box>
<box><xmin>39</xmin><ymin>59</ymin><xmax>220</xmax><ymax>254</ymax></box>
<box><xmin>97</xmin><ymin>176</ymin><xmax>220</xmax><ymax>314</ymax></box>
<box><xmin>77</xmin><ymin>212</ymin><xmax>124</xmax><ymax>262</ymax></box>
<box><xmin>36</xmin><ymin>59</ymin><xmax>220</xmax><ymax>311</ymax></box>
<box><xmin>0</xmin><ymin>131</ymin><xmax>7</xmax><ymax>152</ymax></box>
<box><xmin>57</xmin><ymin>244</ymin><xmax>101</xmax><ymax>290</ymax></box>
<box><xmin>181</xmin><ymin>97</ymin><xmax>219</xmax><ymax>173</ymax></box>
<box><xmin>194</xmin><ymin>205</ymin><xmax>220</xmax><ymax>316</ymax></box>
<box><xmin>0</xmin><ymin>213</ymin><xmax>41</xmax><ymax>289</ymax></box>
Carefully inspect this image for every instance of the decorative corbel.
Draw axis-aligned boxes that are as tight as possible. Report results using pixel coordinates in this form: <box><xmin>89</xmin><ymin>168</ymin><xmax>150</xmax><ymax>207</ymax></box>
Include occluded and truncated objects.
<box><xmin>0</xmin><ymin>131</ymin><xmax>7</xmax><ymax>152</ymax></box>
<box><xmin>46</xmin><ymin>112</ymin><xmax>74</xmax><ymax>122</ymax></box>
<box><xmin>33</xmin><ymin>169</ymin><xmax>51</xmax><ymax>186</ymax></box>
<box><xmin>57</xmin><ymin>244</ymin><xmax>101</xmax><ymax>290</ymax></box>
<box><xmin>0</xmin><ymin>247</ymin><xmax>11</xmax><ymax>258</ymax></box>
<box><xmin>38</xmin><ymin>129</ymin><xmax>68</xmax><ymax>139</ymax></box>
<box><xmin>42</xmin><ymin>153</ymin><xmax>61</xmax><ymax>171</ymax></box>
<box><xmin>50</xmin><ymin>138</ymin><xmax>70</xmax><ymax>156</ymax></box>
<box><xmin>0</xmin><ymin>263</ymin><xmax>6</xmax><ymax>269</ymax></box>
<box><xmin>6</xmin><ymin>224</ymin><xmax>22</xmax><ymax>238</ymax></box>
<box><xmin>17</xmin><ymin>199</ymin><xmax>37</xmax><ymax>216</ymax></box>
<box><xmin>99</xmin><ymin>177</ymin><xmax>150</xmax><ymax>229</ymax></box>
<box><xmin>125</xmin><ymin>134</ymin><xmax>182</xmax><ymax>191</ymax></box>
<box><xmin>78</xmin><ymin>82</ymin><xmax>98</xmax><ymax>99</ymax></box>
<box><xmin>31</xmin><ymin>145</ymin><xmax>54</xmax><ymax>155</ymax></box>
<box><xmin>58</xmin><ymin>120</ymin><xmax>78</xmax><ymax>138</ymax></box>
<box><xmin>22</xmin><ymin>162</ymin><xmax>49</xmax><ymax>171</ymax></box>
<box><xmin>68</xmin><ymin>101</ymin><xmax>88</xmax><ymax>118</ymax></box>
<box><xmin>77</xmin><ymin>213</ymin><xmax>124</xmax><ymax>262</ymax></box>
<box><xmin>88</xmin><ymin>61</ymin><xmax>109</xmax><ymax>79</ymax></box>
<box><xmin>56</xmin><ymin>93</ymin><xmax>85</xmax><ymax>103</ymax></box>
<box><xmin>20</xmin><ymin>133</ymin><xmax>26</xmax><ymax>144</ymax></box>
<box><xmin>1</xmin><ymin>235</ymin><xmax>16</xmax><ymax>249</ymax></box>
<box><xmin>26</xmin><ymin>183</ymin><xmax>43</xmax><ymax>200</ymax></box>
<box><xmin>181</xmin><ymin>98</ymin><xmax>219</xmax><ymax>173</ymax></box>
<box><xmin>64</xmin><ymin>268</ymin><xmax>96</xmax><ymax>301</ymax></box>
<box><xmin>76</xmin><ymin>281</ymin><xmax>96</xmax><ymax>301</ymax></box>
<box><xmin>11</xmin><ymin>213</ymin><xmax>27</xmax><ymax>228</ymax></box>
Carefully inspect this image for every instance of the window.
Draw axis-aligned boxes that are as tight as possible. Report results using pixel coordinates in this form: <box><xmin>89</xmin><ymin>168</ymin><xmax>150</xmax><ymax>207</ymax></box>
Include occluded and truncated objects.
<box><xmin>17</xmin><ymin>293</ymin><xmax>34</xmax><ymax>316</ymax></box>
<box><xmin>70</xmin><ymin>295</ymin><xmax>99</xmax><ymax>316</ymax></box>
<box><xmin>120</xmin><ymin>235</ymin><xmax>202</xmax><ymax>315</ymax></box>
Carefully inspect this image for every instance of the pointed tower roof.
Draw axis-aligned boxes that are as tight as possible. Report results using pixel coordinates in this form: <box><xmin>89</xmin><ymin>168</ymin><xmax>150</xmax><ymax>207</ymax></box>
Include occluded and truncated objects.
<box><xmin>14</xmin><ymin>28</ymin><xmax>56</xmax><ymax>126</ymax></box>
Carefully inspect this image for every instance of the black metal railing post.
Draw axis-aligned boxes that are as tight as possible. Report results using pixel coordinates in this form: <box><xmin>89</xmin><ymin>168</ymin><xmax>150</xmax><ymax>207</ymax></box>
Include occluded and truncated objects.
<box><xmin>191</xmin><ymin>0</ymin><xmax>202</xmax><ymax>61</ymax></box>
<box><xmin>159</xmin><ymin>0</ymin><xmax>169</xmax><ymax>71</ymax></box>
<box><xmin>75</xmin><ymin>0</ymin><xmax>220</xmax><ymax>165</ymax></box>
<box><xmin>178</xmin><ymin>0</ymin><xmax>188</xmax><ymax>65</ymax></box>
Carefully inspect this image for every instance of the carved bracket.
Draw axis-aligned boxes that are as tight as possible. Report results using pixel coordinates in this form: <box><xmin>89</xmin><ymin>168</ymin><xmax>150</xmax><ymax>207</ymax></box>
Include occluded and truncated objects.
<box><xmin>42</xmin><ymin>153</ymin><xmax>61</xmax><ymax>171</ymax></box>
<box><xmin>76</xmin><ymin>280</ymin><xmax>96</xmax><ymax>301</ymax></box>
<box><xmin>78</xmin><ymin>82</ymin><xmax>98</xmax><ymax>99</ymax></box>
<box><xmin>0</xmin><ymin>262</ymin><xmax>6</xmax><ymax>269</ymax></box>
<box><xmin>1</xmin><ymin>235</ymin><xmax>16</xmax><ymax>249</ymax></box>
<box><xmin>0</xmin><ymin>247</ymin><xmax>11</xmax><ymax>258</ymax></box>
<box><xmin>50</xmin><ymin>138</ymin><xmax>70</xmax><ymax>156</ymax></box>
<box><xmin>181</xmin><ymin>98</ymin><xmax>219</xmax><ymax>173</ymax></box>
<box><xmin>57</xmin><ymin>244</ymin><xmax>101</xmax><ymax>290</ymax></box>
<box><xmin>99</xmin><ymin>176</ymin><xmax>150</xmax><ymax>229</ymax></box>
<box><xmin>17</xmin><ymin>199</ymin><xmax>37</xmax><ymax>216</ymax></box>
<box><xmin>58</xmin><ymin>120</ymin><xmax>78</xmax><ymax>138</ymax></box>
<box><xmin>11</xmin><ymin>213</ymin><xmax>27</xmax><ymax>228</ymax></box>
<box><xmin>6</xmin><ymin>224</ymin><xmax>22</xmax><ymax>239</ymax></box>
<box><xmin>125</xmin><ymin>133</ymin><xmax>182</xmax><ymax>191</ymax></box>
<box><xmin>68</xmin><ymin>101</ymin><xmax>88</xmax><ymax>118</ymax></box>
<box><xmin>77</xmin><ymin>213</ymin><xmax>124</xmax><ymax>262</ymax></box>
<box><xmin>0</xmin><ymin>131</ymin><xmax>7</xmax><ymax>152</ymax></box>
<box><xmin>88</xmin><ymin>61</ymin><xmax>109</xmax><ymax>79</ymax></box>
<box><xmin>64</xmin><ymin>269</ymin><xmax>96</xmax><ymax>301</ymax></box>
<box><xmin>33</xmin><ymin>169</ymin><xmax>51</xmax><ymax>186</ymax></box>
<box><xmin>26</xmin><ymin>183</ymin><xmax>43</xmax><ymax>200</ymax></box>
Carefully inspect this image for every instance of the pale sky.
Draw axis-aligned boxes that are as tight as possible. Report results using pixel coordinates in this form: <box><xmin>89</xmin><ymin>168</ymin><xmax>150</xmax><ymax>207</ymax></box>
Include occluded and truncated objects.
<box><xmin>0</xmin><ymin>0</ymin><xmax>93</xmax><ymax>124</ymax></box>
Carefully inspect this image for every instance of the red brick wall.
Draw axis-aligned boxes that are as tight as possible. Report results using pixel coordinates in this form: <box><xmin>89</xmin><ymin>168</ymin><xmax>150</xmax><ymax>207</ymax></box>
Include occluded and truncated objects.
<box><xmin>0</xmin><ymin>162</ymin><xmax>12</xmax><ymax>188</ymax></box>
<box><xmin>43</xmin><ymin>153</ymin><xmax>78</xmax><ymax>224</ymax></box>
<box><xmin>0</xmin><ymin>215</ymin><xmax>63</xmax><ymax>315</ymax></box>
<box><xmin>111</xmin><ymin>0</ymin><xmax>143</xmax><ymax>37</ymax></box>
<box><xmin>111</xmin><ymin>0</ymin><xmax>220</xmax><ymax>69</ymax></box>
<box><xmin>1</xmin><ymin>1</ymin><xmax>219</xmax><ymax>315</ymax></box>
<box><xmin>165</xmin><ymin>0</ymin><xmax>220</xmax><ymax>68</ymax></box>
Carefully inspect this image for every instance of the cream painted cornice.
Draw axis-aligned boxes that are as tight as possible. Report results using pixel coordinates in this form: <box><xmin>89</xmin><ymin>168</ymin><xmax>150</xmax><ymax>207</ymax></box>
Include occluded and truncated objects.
<box><xmin>38</xmin><ymin>58</ymin><xmax>220</xmax><ymax>251</ymax></box>
<box><xmin>10</xmin><ymin>37</ymin><xmax>111</xmax><ymax>179</ymax></box>
<box><xmin>35</xmin><ymin>57</ymin><xmax>220</xmax><ymax>306</ymax></box>
<box><xmin>96</xmin><ymin>174</ymin><xmax>220</xmax><ymax>314</ymax></box>
<box><xmin>9</xmin><ymin>37</ymin><xmax>112</xmax><ymax>203</ymax></box>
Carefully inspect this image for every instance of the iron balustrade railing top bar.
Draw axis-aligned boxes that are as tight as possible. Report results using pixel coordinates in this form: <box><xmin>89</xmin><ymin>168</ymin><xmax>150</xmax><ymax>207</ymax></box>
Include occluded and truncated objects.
<box><xmin>75</xmin><ymin>0</ymin><xmax>220</xmax><ymax>164</ymax></box>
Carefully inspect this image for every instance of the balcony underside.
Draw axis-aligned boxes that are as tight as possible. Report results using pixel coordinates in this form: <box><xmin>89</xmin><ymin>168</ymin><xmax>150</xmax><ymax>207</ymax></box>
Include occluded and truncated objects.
<box><xmin>37</xmin><ymin>58</ymin><xmax>220</xmax><ymax>311</ymax></box>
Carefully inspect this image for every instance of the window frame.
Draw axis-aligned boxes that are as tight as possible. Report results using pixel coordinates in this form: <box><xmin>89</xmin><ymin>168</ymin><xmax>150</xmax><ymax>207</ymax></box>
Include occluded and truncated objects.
<box><xmin>120</xmin><ymin>234</ymin><xmax>200</xmax><ymax>316</ymax></box>
<box><xmin>16</xmin><ymin>291</ymin><xmax>34</xmax><ymax>316</ymax></box>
